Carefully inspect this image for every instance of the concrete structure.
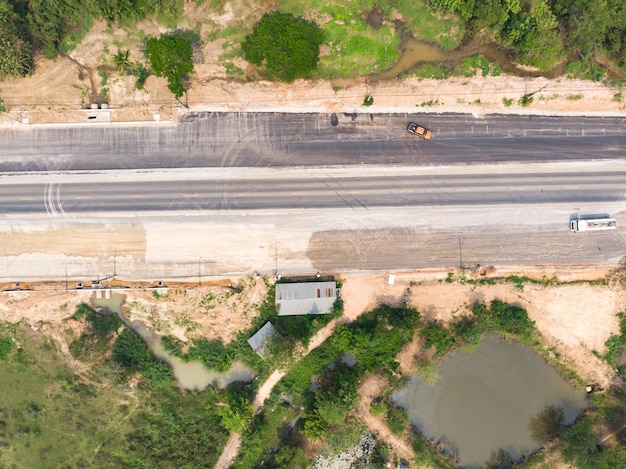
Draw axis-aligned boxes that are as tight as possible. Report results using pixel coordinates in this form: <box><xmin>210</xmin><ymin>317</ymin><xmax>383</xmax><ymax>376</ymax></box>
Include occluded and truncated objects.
<box><xmin>248</xmin><ymin>322</ymin><xmax>282</xmax><ymax>357</ymax></box>
<box><xmin>275</xmin><ymin>281</ymin><xmax>337</xmax><ymax>316</ymax></box>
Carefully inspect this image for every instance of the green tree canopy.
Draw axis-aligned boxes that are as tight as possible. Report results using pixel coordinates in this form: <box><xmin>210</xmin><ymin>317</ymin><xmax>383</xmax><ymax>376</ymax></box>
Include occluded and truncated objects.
<box><xmin>504</xmin><ymin>0</ymin><xmax>564</xmax><ymax>71</ymax></box>
<box><xmin>242</xmin><ymin>11</ymin><xmax>324</xmax><ymax>82</ymax></box>
<box><xmin>552</xmin><ymin>0</ymin><xmax>613</xmax><ymax>55</ymax></box>
<box><xmin>145</xmin><ymin>34</ymin><xmax>194</xmax><ymax>98</ymax></box>
<box><xmin>0</xmin><ymin>0</ymin><xmax>33</xmax><ymax>80</ymax></box>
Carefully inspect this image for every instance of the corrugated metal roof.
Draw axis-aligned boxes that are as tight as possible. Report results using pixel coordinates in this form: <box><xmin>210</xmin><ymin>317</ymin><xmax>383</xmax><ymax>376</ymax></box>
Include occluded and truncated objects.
<box><xmin>247</xmin><ymin>322</ymin><xmax>282</xmax><ymax>357</ymax></box>
<box><xmin>275</xmin><ymin>281</ymin><xmax>337</xmax><ymax>316</ymax></box>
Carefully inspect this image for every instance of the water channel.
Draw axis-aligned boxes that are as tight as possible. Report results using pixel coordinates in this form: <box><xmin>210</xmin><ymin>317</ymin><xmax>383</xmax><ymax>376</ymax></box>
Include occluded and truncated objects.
<box><xmin>91</xmin><ymin>291</ymin><xmax>256</xmax><ymax>391</ymax></box>
<box><xmin>393</xmin><ymin>336</ymin><xmax>587</xmax><ymax>468</ymax></box>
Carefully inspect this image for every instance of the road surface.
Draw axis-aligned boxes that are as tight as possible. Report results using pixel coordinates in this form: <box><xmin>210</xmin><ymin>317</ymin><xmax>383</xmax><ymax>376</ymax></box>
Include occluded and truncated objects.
<box><xmin>2</xmin><ymin>164</ymin><xmax>626</xmax><ymax>215</ymax></box>
<box><xmin>0</xmin><ymin>113</ymin><xmax>625</xmax><ymax>281</ymax></box>
<box><xmin>0</xmin><ymin>113</ymin><xmax>624</xmax><ymax>171</ymax></box>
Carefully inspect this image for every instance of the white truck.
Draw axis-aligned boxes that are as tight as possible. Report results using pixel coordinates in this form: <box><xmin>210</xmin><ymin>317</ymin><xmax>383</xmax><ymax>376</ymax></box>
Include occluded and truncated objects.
<box><xmin>570</xmin><ymin>217</ymin><xmax>617</xmax><ymax>232</ymax></box>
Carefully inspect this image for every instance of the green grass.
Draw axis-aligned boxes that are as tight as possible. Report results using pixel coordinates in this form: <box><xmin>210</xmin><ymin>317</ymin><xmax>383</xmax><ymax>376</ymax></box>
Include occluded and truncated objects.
<box><xmin>0</xmin><ymin>324</ymin><xmax>132</xmax><ymax>468</ymax></box>
<box><xmin>394</xmin><ymin>0</ymin><xmax>463</xmax><ymax>51</ymax></box>
<box><xmin>460</xmin><ymin>54</ymin><xmax>501</xmax><ymax>77</ymax></box>
<box><xmin>413</xmin><ymin>63</ymin><xmax>451</xmax><ymax>79</ymax></box>
<box><xmin>319</xmin><ymin>21</ymin><xmax>401</xmax><ymax>77</ymax></box>
<box><xmin>59</xmin><ymin>16</ymin><xmax>94</xmax><ymax>54</ymax></box>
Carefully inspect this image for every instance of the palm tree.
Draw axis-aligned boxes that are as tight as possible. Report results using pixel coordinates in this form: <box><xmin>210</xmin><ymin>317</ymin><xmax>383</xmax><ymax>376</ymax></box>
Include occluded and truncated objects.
<box><xmin>112</xmin><ymin>49</ymin><xmax>132</xmax><ymax>73</ymax></box>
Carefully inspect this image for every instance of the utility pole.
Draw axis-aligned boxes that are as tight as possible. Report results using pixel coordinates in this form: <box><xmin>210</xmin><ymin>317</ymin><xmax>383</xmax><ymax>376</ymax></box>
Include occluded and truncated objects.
<box><xmin>113</xmin><ymin>250</ymin><xmax>117</xmax><ymax>277</ymax></box>
<box><xmin>198</xmin><ymin>258</ymin><xmax>201</xmax><ymax>287</ymax></box>
<box><xmin>65</xmin><ymin>267</ymin><xmax>68</xmax><ymax>291</ymax></box>
<box><xmin>275</xmin><ymin>245</ymin><xmax>278</xmax><ymax>276</ymax></box>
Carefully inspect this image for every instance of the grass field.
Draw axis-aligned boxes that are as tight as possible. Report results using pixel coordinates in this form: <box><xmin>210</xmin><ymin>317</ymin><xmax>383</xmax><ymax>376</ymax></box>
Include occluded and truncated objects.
<box><xmin>0</xmin><ymin>324</ymin><xmax>132</xmax><ymax>468</ymax></box>
<box><xmin>276</xmin><ymin>0</ymin><xmax>462</xmax><ymax>78</ymax></box>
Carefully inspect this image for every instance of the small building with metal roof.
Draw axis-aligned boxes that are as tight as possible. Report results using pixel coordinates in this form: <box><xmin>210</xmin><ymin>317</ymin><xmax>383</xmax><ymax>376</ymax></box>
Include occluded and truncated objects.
<box><xmin>275</xmin><ymin>281</ymin><xmax>337</xmax><ymax>316</ymax></box>
<box><xmin>247</xmin><ymin>322</ymin><xmax>282</xmax><ymax>358</ymax></box>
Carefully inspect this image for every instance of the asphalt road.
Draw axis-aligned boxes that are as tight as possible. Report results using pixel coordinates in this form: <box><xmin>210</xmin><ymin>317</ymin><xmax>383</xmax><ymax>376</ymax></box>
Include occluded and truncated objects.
<box><xmin>0</xmin><ymin>113</ymin><xmax>624</xmax><ymax>171</ymax></box>
<box><xmin>1</xmin><ymin>113</ymin><xmax>625</xmax><ymax>279</ymax></box>
<box><xmin>3</xmin><ymin>166</ymin><xmax>626</xmax><ymax>215</ymax></box>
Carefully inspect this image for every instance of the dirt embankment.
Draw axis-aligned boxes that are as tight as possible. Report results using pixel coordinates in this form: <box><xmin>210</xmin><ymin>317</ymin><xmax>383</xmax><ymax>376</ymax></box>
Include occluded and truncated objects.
<box><xmin>2</xmin><ymin>267</ymin><xmax>622</xmax><ymax>386</ymax></box>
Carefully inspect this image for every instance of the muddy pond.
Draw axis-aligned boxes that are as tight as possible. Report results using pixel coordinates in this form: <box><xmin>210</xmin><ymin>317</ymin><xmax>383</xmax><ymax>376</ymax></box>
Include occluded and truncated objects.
<box><xmin>91</xmin><ymin>291</ymin><xmax>256</xmax><ymax>391</ymax></box>
<box><xmin>393</xmin><ymin>336</ymin><xmax>587</xmax><ymax>468</ymax></box>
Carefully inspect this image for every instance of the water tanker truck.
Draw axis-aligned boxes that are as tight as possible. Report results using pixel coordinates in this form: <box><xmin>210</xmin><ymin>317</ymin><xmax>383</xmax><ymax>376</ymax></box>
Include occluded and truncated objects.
<box><xmin>570</xmin><ymin>217</ymin><xmax>617</xmax><ymax>232</ymax></box>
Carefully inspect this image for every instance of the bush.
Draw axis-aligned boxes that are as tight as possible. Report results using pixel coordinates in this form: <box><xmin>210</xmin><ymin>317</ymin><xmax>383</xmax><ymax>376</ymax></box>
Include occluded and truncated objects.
<box><xmin>0</xmin><ymin>337</ymin><xmax>12</xmax><ymax>360</ymax></box>
<box><xmin>70</xmin><ymin>303</ymin><xmax>121</xmax><ymax>362</ymax></box>
<box><xmin>560</xmin><ymin>417</ymin><xmax>600</xmax><ymax>466</ymax></box>
<box><xmin>603</xmin><ymin>311</ymin><xmax>626</xmax><ymax>366</ymax></box>
<box><xmin>242</xmin><ymin>12</ymin><xmax>324</xmax><ymax>82</ymax></box>
<box><xmin>471</xmin><ymin>300</ymin><xmax>535</xmax><ymax>342</ymax></box>
<box><xmin>421</xmin><ymin>320</ymin><xmax>455</xmax><ymax>356</ymax></box>
<box><xmin>386</xmin><ymin>403</ymin><xmax>409</xmax><ymax>435</ymax></box>
<box><xmin>484</xmin><ymin>448</ymin><xmax>514</xmax><ymax>469</ymax></box>
<box><xmin>112</xmin><ymin>328</ymin><xmax>153</xmax><ymax>370</ymax></box>
<box><xmin>451</xmin><ymin>315</ymin><xmax>480</xmax><ymax>345</ymax></box>
<box><xmin>565</xmin><ymin>59</ymin><xmax>605</xmax><ymax>81</ymax></box>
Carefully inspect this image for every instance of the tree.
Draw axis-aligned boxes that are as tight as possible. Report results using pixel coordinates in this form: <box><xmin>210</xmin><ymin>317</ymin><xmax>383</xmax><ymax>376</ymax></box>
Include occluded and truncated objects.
<box><xmin>0</xmin><ymin>0</ymin><xmax>33</xmax><ymax>80</ymax></box>
<box><xmin>504</xmin><ymin>0</ymin><xmax>564</xmax><ymax>71</ymax></box>
<box><xmin>483</xmin><ymin>448</ymin><xmax>514</xmax><ymax>469</ymax></box>
<box><xmin>112</xmin><ymin>49</ymin><xmax>132</xmax><ymax>73</ymax></box>
<box><xmin>145</xmin><ymin>34</ymin><xmax>194</xmax><ymax>99</ymax></box>
<box><xmin>528</xmin><ymin>404</ymin><xmax>565</xmax><ymax>441</ymax></box>
<box><xmin>112</xmin><ymin>328</ymin><xmax>152</xmax><ymax>370</ymax></box>
<box><xmin>552</xmin><ymin>0</ymin><xmax>612</xmax><ymax>55</ymax></box>
<box><xmin>242</xmin><ymin>12</ymin><xmax>324</xmax><ymax>82</ymax></box>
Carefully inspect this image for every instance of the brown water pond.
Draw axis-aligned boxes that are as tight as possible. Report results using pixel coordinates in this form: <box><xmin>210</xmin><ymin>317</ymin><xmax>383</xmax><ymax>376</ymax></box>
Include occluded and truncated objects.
<box><xmin>393</xmin><ymin>336</ymin><xmax>587</xmax><ymax>468</ymax></box>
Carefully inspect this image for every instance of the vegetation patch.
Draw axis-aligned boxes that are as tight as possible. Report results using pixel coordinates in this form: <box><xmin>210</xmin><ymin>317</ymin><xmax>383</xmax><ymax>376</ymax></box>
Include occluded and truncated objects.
<box><xmin>145</xmin><ymin>33</ymin><xmax>195</xmax><ymax>98</ymax></box>
<box><xmin>413</xmin><ymin>63</ymin><xmax>452</xmax><ymax>80</ymax></box>
<box><xmin>235</xmin><ymin>303</ymin><xmax>421</xmax><ymax>467</ymax></box>
<box><xmin>459</xmin><ymin>54</ymin><xmax>501</xmax><ymax>77</ymax></box>
<box><xmin>242</xmin><ymin>12</ymin><xmax>324</xmax><ymax>82</ymax></box>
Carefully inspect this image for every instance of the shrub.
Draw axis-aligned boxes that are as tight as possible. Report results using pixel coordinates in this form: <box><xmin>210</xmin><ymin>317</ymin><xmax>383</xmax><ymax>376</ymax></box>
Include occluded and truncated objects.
<box><xmin>0</xmin><ymin>338</ymin><xmax>12</xmax><ymax>360</ymax></box>
<box><xmin>421</xmin><ymin>321</ymin><xmax>455</xmax><ymax>356</ymax></box>
<box><xmin>603</xmin><ymin>311</ymin><xmax>626</xmax><ymax>366</ymax></box>
<box><xmin>471</xmin><ymin>300</ymin><xmax>535</xmax><ymax>342</ymax></box>
<box><xmin>242</xmin><ymin>12</ymin><xmax>324</xmax><ymax>82</ymax></box>
<box><xmin>112</xmin><ymin>328</ymin><xmax>153</xmax><ymax>370</ymax></box>
<box><xmin>560</xmin><ymin>417</ymin><xmax>599</xmax><ymax>466</ymax></box>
